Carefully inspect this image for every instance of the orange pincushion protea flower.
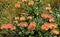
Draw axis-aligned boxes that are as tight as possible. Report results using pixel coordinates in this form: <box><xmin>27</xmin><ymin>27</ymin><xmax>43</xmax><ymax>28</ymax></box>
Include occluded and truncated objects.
<box><xmin>41</xmin><ymin>13</ymin><xmax>52</xmax><ymax>19</ymax></box>
<box><xmin>1</xmin><ymin>24</ymin><xmax>8</xmax><ymax>29</ymax></box>
<box><xmin>27</xmin><ymin>16</ymin><xmax>32</xmax><ymax>20</ymax></box>
<box><xmin>18</xmin><ymin>22</ymin><xmax>28</xmax><ymax>27</ymax></box>
<box><xmin>22</xmin><ymin>0</ymin><xmax>26</xmax><ymax>2</ymax></box>
<box><xmin>20</xmin><ymin>16</ymin><xmax>26</xmax><ymax>21</ymax></box>
<box><xmin>15</xmin><ymin>3</ymin><xmax>20</xmax><ymax>8</ymax></box>
<box><xmin>6</xmin><ymin>23</ymin><xmax>13</xmax><ymax>28</ymax></box>
<box><xmin>49</xmin><ymin>18</ymin><xmax>55</xmax><ymax>22</ymax></box>
<box><xmin>28</xmin><ymin>22</ymin><xmax>36</xmax><ymax>31</ymax></box>
<box><xmin>28</xmin><ymin>1</ymin><xmax>34</xmax><ymax>6</ymax></box>
<box><xmin>1</xmin><ymin>23</ymin><xmax>16</xmax><ymax>30</ymax></box>
<box><xmin>49</xmin><ymin>23</ymin><xmax>58</xmax><ymax>29</ymax></box>
<box><xmin>51</xmin><ymin>29</ymin><xmax>59</xmax><ymax>35</ymax></box>
<box><xmin>41</xmin><ymin>22</ymin><xmax>50</xmax><ymax>31</ymax></box>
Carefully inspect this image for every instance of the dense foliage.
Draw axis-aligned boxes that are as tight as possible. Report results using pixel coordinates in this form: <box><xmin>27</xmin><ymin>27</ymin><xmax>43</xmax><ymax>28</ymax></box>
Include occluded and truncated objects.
<box><xmin>0</xmin><ymin>0</ymin><xmax>60</xmax><ymax>37</ymax></box>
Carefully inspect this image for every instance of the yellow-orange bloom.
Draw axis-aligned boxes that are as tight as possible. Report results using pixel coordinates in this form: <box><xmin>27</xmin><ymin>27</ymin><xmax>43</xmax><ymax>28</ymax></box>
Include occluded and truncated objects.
<box><xmin>18</xmin><ymin>22</ymin><xmax>28</xmax><ymax>27</ymax></box>
<box><xmin>28</xmin><ymin>1</ymin><xmax>34</xmax><ymax>6</ymax></box>
<box><xmin>49</xmin><ymin>18</ymin><xmax>54</xmax><ymax>22</ymax></box>
<box><xmin>51</xmin><ymin>29</ymin><xmax>59</xmax><ymax>35</ymax></box>
<box><xmin>15</xmin><ymin>3</ymin><xmax>20</xmax><ymax>8</ymax></box>
<box><xmin>49</xmin><ymin>23</ymin><xmax>58</xmax><ymax>29</ymax></box>
<box><xmin>20</xmin><ymin>16</ymin><xmax>26</xmax><ymax>21</ymax></box>
<box><xmin>27</xmin><ymin>16</ymin><xmax>32</xmax><ymax>20</ymax></box>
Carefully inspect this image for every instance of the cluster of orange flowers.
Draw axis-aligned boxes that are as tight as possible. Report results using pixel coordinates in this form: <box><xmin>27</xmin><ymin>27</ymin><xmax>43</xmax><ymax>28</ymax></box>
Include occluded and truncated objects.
<box><xmin>41</xmin><ymin>13</ymin><xmax>54</xmax><ymax>22</ymax></box>
<box><xmin>41</xmin><ymin>13</ymin><xmax>59</xmax><ymax>35</ymax></box>
<box><xmin>18</xmin><ymin>22</ymin><xmax>28</xmax><ymax>27</ymax></box>
<box><xmin>0</xmin><ymin>23</ymin><xmax>16</xmax><ymax>30</ymax></box>
<box><xmin>15</xmin><ymin>0</ymin><xmax>34</xmax><ymax>8</ymax></box>
<box><xmin>0</xmin><ymin>21</ymin><xmax>36</xmax><ymax>31</ymax></box>
<box><xmin>15</xmin><ymin>16</ymin><xmax>26</xmax><ymax>21</ymax></box>
<box><xmin>41</xmin><ymin>22</ymin><xmax>58</xmax><ymax>30</ymax></box>
<box><xmin>14</xmin><ymin>0</ymin><xmax>35</xmax><ymax>31</ymax></box>
<box><xmin>17</xmin><ymin>22</ymin><xmax>36</xmax><ymax>31</ymax></box>
<box><xmin>15</xmin><ymin>16</ymin><xmax>36</xmax><ymax>31</ymax></box>
<box><xmin>41</xmin><ymin>22</ymin><xmax>59</xmax><ymax>35</ymax></box>
<box><xmin>1</xmin><ymin>0</ymin><xmax>59</xmax><ymax>35</ymax></box>
<box><xmin>15</xmin><ymin>16</ymin><xmax>32</xmax><ymax>21</ymax></box>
